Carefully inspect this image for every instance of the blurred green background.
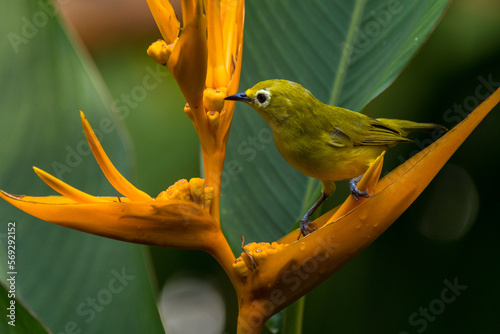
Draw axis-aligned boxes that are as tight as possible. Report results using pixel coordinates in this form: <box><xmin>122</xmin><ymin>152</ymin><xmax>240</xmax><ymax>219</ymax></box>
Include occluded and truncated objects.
<box><xmin>1</xmin><ymin>0</ymin><xmax>499</xmax><ymax>333</ymax></box>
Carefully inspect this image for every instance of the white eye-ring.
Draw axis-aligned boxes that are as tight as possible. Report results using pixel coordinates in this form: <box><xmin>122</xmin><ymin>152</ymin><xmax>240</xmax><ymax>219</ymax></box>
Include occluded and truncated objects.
<box><xmin>254</xmin><ymin>89</ymin><xmax>271</xmax><ymax>108</ymax></box>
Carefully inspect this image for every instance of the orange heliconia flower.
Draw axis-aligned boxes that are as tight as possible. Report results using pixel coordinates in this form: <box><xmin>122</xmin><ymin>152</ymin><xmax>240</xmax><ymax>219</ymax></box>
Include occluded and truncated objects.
<box><xmin>146</xmin><ymin>0</ymin><xmax>245</xmax><ymax>223</ymax></box>
<box><xmin>232</xmin><ymin>89</ymin><xmax>500</xmax><ymax>332</ymax></box>
<box><xmin>1</xmin><ymin>0</ymin><xmax>498</xmax><ymax>332</ymax></box>
<box><xmin>0</xmin><ymin>112</ymin><xmax>219</xmax><ymax>251</ymax></box>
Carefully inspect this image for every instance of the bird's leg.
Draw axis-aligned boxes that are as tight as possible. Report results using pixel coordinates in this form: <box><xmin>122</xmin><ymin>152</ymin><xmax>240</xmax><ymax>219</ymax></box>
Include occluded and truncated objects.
<box><xmin>349</xmin><ymin>174</ymin><xmax>372</xmax><ymax>201</ymax></box>
<box><xmin>298</xmin><ymin>192</ymin><xmax>329</xmax><ymax>240</ymax></box>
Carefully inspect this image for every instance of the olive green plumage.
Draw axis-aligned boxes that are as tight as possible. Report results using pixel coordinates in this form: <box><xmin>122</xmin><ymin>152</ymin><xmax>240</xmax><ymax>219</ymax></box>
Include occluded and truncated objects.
<box><xmin>225</xmin><ymin>79</ymin><xmax>446</xmax><ymax>237</ymax></box>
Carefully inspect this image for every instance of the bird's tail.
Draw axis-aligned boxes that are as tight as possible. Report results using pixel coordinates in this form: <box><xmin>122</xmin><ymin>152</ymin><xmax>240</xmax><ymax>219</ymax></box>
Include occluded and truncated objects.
<box><xmin>377</xmin><ymin>118</ymin><xmax>448</xmax><ymax>137</ymax></box>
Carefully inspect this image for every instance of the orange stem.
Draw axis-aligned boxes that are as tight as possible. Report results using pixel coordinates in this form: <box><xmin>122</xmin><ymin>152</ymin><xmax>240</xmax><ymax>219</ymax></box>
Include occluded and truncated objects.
<box><xmin>236</xmin><ymin>301</ymin><xmax>267</xmax><ymax>334</ymax></box>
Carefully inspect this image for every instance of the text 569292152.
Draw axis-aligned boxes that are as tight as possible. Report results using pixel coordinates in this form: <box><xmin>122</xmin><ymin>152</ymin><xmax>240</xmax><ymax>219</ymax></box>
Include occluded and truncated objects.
<box><xmin>6</xmin><ymin>221</ymin><xmax>17</xmax><ymax>326</ymax></box>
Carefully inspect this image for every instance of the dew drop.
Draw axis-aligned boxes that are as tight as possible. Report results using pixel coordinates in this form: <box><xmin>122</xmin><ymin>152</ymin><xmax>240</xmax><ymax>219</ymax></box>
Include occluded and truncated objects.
<box><xmin>299</xmin><ymin>242</ymin><xmax>306</xmax><ymax>252</ymax></box>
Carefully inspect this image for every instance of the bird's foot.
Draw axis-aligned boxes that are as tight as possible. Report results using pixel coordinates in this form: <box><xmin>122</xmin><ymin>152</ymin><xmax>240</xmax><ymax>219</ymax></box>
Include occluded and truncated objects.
<box><xmin>349</xmin><ymin>174</ymin><xmax>373</xmax><ymax>201</ymax></box>
<box><xmin>297</xmin><ymin>218</ymin><xmax>316</xmax><ymax>240</ymax></box>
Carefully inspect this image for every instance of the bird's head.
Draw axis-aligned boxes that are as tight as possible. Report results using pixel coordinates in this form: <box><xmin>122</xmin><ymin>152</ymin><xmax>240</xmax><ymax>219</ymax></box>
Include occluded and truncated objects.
<box><xmin>225</xmin><ymin>79</ymin><xmax>317</xmax><ymax>123</ymax></box>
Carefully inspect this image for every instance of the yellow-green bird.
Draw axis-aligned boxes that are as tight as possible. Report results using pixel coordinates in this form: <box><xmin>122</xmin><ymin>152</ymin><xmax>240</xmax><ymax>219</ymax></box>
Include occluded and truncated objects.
<box><xmin>225</xmin><ymin>79</ymin><xmax>446</xmax><ymax>238</ymax></box>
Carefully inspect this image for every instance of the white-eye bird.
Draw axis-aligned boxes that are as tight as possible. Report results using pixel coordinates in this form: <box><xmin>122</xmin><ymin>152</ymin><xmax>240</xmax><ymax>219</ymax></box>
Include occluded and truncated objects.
<box><xmin>225</xmin><ymin>79</ymin><xmax>446</xmax><ymax>238</ymax></box>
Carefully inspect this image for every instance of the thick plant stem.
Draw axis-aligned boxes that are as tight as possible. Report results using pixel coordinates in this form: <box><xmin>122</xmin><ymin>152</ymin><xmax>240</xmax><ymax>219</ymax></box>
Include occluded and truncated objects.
<box><xmin>207</xmin><ymin>231</ymin><xmax>246</xmax><ymax>295</ymax></box>
<box><xmin>202</xmin><ymin>149</ymin><xmax>225</xmax><ymax>224</ymax></box>
<box><xmin>236</xmin><ymin>302</ymin><xmax>266</xmax><ymax>334</ymax></box>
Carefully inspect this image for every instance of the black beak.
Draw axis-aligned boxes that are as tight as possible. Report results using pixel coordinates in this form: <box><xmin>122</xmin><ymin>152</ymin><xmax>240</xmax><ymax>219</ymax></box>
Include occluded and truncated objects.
<box><xmin>224</xmin><ymin>92</ymin><xmax>252</xmax><ymax>103</ymax></box>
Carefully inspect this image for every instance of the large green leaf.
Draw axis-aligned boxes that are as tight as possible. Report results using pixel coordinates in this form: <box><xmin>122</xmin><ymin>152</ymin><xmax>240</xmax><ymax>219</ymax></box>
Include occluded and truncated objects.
<box><xmin>221</xmin><ymin>0</ymin><xmax>450</xmax><ymax>251</ymax></box>
<box><xmin>0</xmin><ymin>283</ymin><xmax>50</xmax><ymax>333</ymax></box>
<box><xmin>0</xmin><ymin>1</ymin><xmax>163</xmax><ymax>333</ymax></box>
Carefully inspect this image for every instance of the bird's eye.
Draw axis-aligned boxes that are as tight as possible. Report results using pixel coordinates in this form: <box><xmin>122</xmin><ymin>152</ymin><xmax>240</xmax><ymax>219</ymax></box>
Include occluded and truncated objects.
<box><xmin>253</xmin><ymin>89</ymin><xmax>271</xmax><ymax>108</ymax></box>
<box><xmin>256</xmin><ymin>93</ymin><xmax>267</xmax><ymax>103</ymax></box>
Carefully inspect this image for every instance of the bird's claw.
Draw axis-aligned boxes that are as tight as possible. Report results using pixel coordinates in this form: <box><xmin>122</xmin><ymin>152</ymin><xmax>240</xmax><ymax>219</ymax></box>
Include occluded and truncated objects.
<box><xmin>298</xmin><ymin>218</ymin><xmax>316</xmax><ymax>240</ymax></box>
<box><xmin>349</xmin><ymin>178</ymin><xmax>372</xmax><ymax>201</ymax></box>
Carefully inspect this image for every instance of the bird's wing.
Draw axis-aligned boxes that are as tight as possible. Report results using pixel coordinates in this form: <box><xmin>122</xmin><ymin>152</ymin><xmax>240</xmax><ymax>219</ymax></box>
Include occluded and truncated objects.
<box><xmin>323</xmin><ymin>109</ymin><xmax>411</xmax><ymax>147</ymax></box>
<box><xmin>324</xmin><ymin>127</ymin><xmax>354</xmax><ymax>147</ymax></box>
<box><xmin>354</xmin><ymin>118</ymin><xmax>412</xmax><ymax>146</ymax></box>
